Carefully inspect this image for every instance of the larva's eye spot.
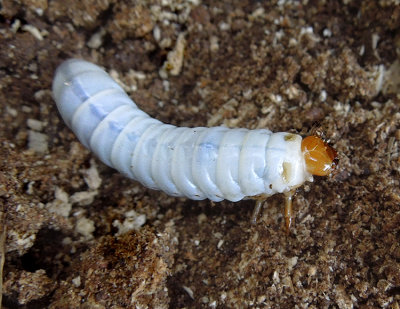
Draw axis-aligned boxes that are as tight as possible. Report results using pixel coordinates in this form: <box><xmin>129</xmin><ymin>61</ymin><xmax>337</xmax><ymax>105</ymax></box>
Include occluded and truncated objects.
<box><xmin>284</xmin><ymin>134</ymin><xmax>297</xmax><ymax>142</ymax></box>
<box><xmin>301</xmin><ymin>135</ymin><xmax>338</xmax><ymax>176</ymax></box>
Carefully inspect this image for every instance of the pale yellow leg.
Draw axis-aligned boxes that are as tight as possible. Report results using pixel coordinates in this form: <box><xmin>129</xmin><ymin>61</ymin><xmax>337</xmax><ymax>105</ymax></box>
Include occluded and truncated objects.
<box><xmin>284</xmin><ymin>190</ymin><xmax>296</xmax><ymax>234</ymax></box>
<box><xmin>251</xmin><ymin>198</ymin><xmax>265</xmax><ymax>225</ymax></box>
<box><xmin>251</xmin><ymin>191</ymin><xmax>297</xmax><ymax>234</ymax></box>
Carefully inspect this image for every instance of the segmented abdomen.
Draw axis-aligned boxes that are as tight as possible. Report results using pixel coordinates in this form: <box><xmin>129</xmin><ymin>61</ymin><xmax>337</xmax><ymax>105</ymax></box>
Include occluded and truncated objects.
<box><xmin>53</xmin><ymin>59</ymin><xmax>307</xmax><ymax>202</ymax></box>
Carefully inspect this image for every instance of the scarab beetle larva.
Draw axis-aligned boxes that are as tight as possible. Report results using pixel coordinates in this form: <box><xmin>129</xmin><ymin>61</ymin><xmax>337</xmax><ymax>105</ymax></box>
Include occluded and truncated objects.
<box><xmin>52</xmin><ymin>59</ymin><xmax>337</xmax><ymax>232</ymax></box>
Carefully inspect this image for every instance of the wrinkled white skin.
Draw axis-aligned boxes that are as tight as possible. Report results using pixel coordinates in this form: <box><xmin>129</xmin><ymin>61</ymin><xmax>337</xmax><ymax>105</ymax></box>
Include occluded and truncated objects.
<box><xmin>53</xmin><ymin>59</ymin><xmax>312</xmax><ymax>202</ymax></box>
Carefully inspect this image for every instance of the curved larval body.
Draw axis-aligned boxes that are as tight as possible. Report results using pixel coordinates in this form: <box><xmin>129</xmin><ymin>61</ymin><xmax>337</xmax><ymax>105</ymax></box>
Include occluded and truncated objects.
<box><xmin>52</xmin><ymin>59</ymin><xmax>312</xmax><ymax>202</ymax></box>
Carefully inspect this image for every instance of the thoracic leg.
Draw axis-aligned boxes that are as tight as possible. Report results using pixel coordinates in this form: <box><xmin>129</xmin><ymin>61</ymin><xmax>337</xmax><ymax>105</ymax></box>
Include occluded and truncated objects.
<box><xmin>251</xmin><ymin>191</ymin><xmax>296</xmax><ymax>234</ymax></box>
<box><xmin>251</xmin><ymin>198</ymin><xmax>265</xmax><ymax>225</ymax></box>
<box><xmin>284</xmin><ymin>190</ymin><xmax>296</xmax><ymax>234</ymax></box>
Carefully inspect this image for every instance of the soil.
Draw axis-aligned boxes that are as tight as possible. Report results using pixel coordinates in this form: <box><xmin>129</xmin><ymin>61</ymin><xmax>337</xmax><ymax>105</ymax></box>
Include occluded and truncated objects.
<box><xmin>1</xmin><ymin>0</ymin><xmax>400</xmax><ymax>308</ymax></box>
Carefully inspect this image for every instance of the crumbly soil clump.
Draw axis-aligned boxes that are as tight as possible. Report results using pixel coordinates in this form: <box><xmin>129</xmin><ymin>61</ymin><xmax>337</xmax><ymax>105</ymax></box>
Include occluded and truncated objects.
<box><xmin>1</xmin><ymin>0</ymin><xmax>400</xmax><ymax>308</ymax></box>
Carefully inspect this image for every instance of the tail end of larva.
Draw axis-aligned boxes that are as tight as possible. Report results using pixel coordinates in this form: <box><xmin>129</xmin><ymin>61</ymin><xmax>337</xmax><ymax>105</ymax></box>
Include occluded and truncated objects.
<box><xmin>53</xmin><ymin>59</ymin><xmax>125</xmax><ymax>131</ymax></box>
<box><xmin>53</xmin><ymin>59</ymin><xmax>102</xmax><ymax>103</ymax></box>
<box><xmin>53</xmin><ymin>59</ymin><xmax>104</xmax><ymax>128</ymax></box>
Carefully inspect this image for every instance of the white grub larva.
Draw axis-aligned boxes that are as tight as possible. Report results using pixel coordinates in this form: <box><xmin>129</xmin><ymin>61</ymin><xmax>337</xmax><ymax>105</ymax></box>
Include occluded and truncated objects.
<box><xmin>53</xmin><ymin>59</ymin><xmax>337</xmax><ymax>231</ymax></box>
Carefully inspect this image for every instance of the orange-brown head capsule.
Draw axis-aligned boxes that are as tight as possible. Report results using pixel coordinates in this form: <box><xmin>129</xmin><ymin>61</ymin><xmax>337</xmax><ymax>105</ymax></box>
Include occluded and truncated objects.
<box><xmin>301</xmin><ymin>135</ymin><xmax>338</xmax><ymax>176</ymax></box>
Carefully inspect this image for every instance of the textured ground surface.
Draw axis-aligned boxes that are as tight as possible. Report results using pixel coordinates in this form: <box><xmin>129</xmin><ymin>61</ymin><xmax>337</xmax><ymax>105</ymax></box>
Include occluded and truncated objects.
<box><xmin>1</xmin><ymin>0</ymin><xmax>400</xmax><ymax>308</ymax></box>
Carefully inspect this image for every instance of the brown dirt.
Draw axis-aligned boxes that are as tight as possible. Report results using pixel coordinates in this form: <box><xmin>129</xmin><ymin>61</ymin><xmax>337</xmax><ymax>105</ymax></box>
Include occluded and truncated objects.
<box><xmin>1</xmin><ymin>0</ymin><xmax>400</xmax><ymax>308</ymax></box>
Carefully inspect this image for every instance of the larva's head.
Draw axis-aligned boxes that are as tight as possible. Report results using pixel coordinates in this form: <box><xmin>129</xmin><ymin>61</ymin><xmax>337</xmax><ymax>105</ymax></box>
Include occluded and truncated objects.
<box><xmin>301</xmin><ymin>135</ymin><xmax>338</xmax><ymax>176</ymax></box>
